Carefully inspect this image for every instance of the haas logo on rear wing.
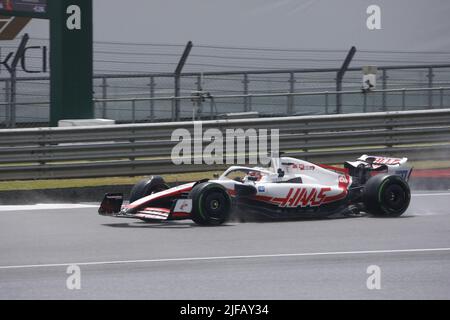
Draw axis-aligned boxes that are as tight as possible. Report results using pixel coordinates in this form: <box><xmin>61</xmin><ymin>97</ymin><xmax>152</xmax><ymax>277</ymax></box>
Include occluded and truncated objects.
<box><xmin>358</xmin><ymin>155</ymin><xmax>412</xmax><ymax>181</ymax></box>
<box><xmin>358</xmin><ymin>155</ymin><xmax>408</xmax><ymax>166</ymax></box>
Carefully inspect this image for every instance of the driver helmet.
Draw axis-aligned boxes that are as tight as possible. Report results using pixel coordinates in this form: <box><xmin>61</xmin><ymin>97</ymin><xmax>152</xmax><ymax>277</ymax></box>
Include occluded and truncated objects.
<box><xmin>247</xmin><ymin>170</ymin><xmax>262</xmax><ymax>181</ymax></box>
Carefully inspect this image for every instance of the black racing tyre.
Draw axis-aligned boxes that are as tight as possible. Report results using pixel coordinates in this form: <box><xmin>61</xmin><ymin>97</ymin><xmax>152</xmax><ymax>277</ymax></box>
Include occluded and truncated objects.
<box><xmin>189</xmin><ymin>182</ymin><xmax>232</xmax><ymax>226</ymax></box>
<box><xmin>363</xmin><ymin>174</ymin><xmax>411</xmax><ymax>217</ymax></box>
<box><xmin>129</xmin><ymin>176</ymin><xmax>169</xmax><ymax>203</ymax></box>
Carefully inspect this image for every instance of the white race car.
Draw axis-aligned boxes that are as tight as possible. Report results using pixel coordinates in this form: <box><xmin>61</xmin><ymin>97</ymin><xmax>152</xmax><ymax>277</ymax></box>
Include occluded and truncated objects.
<box><xmin>99</xmin><ymin>154</ymin><xmax>412</xmax><ymax>225</ymax></box>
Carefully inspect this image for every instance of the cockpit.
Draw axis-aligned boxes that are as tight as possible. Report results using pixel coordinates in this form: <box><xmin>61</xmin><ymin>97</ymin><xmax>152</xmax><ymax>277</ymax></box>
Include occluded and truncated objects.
<box><xmin>220</xmin><ymin>167</ymin><xmax>271</xmax><ymax>183</ymax></box>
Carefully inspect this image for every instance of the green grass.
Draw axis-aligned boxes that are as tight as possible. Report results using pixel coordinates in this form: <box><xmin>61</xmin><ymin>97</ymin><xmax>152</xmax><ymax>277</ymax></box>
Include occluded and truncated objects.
<box><xmin>0</xmin><ymin>160</ymin><xmax>448</xmax><ymax>192</ymax></box>
<box><xmin>0</xmin><ymin>171</ymin><xmax>218</xmax><ymax>191</ymax></box>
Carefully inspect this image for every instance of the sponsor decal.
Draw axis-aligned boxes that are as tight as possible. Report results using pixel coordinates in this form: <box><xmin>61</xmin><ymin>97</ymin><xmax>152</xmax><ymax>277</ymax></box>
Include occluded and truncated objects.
<box><xmin>174</xmin><ymin>199</ymin><xmax>193</xmax><ymax>213</ymax></box>
<box><xmin>106</xmin><ymin>195</ymin><xmax>123</xmax><ymax>200</ymax></box>
<box><xmin>373</xmin><ymin>157</ymin><xmax>401</xmax><ymax>165</ymax></box>
<box><xmin>338</xmin><ymin>175</ymin><xmax>349</xmax><ymax>184</ymax></box>
<box><xmin>284</xmin><ymin>163</ymin><xmax>316</xmax><ymax>171</ymax></box>
<box><xmin>273</xmin><ymin>187</ymin><xmax>333</xmax><ymax>208</ymax></box>
<box><xmin>256</xmin><ymin>173</ymin><xmax>350</xmax><ymax>208</ymax></box>
<box><xmin>258</xmin><ymin>186</ymin><xmax>266</xmax><ymax>193</ymax></box>
<box><xmin>395</xmin><ymin>170</ymin><xmax>409</xmax><ymax>180</ymax></box>
<box><xmin>297</xmin><ymin>164</ymin><xmax>315</xmax><ymax>171</ymax></box>
<box><xmin>0</xmin><ymin>36</ymin><xmax>48</xmax><ymax>75</ymax></box>
<box><xmin>281</xmin><ymin>187</ymin><xmax>332</xmax><ymax>208</ymax></box>
<box><xmin>0</xmin><ymin>16</ymin><xmax>31</xmax><ymax>41</ymax></box>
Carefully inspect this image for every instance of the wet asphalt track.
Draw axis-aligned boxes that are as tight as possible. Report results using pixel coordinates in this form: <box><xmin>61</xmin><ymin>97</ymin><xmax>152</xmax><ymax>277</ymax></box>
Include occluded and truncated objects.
<box><xmin>0</xmin><ymin>191</ymin><xmax>449</xmax><ymax>300</ymax></box>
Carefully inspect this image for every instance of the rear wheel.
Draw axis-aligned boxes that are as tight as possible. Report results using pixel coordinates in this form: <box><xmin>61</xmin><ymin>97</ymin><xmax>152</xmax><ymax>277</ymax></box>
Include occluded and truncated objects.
<box><xmin>129</xmin><ymin>176</ymin><xmax>169</xmax><ymax>203</ymax></box>
<box><xmin>189</xmin><ymin>182</ymin><xmax>231</xmax><ymax>226</ymax></box>
<box><xmin>363</xmin><ymin>174</ymin><xmax>410</xmax><ymax>217</ymax></box>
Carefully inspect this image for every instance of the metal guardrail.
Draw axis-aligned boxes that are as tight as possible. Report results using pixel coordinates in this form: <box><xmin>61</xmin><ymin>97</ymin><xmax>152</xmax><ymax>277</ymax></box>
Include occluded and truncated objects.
<box><xmin>0</xmin><ymin>109</ymin><xmax>449</xmax><ymax>181</ymax></box>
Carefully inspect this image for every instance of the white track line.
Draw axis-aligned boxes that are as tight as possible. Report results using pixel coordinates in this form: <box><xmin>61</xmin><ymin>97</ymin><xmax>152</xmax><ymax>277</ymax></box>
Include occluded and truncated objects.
<box><xmin>412</xmin><ymin>193</ymin><xmax>450</xmax><ymax>197</ymax></box>
<box><xmin>1</xmin><ymin>248</ymin><xmax>449</xmax><ymax>271</ymax></box>
<box><xmin>0</xmin><ymin>193</ymin><xmax>448</xmax><ymax>212</ymax></box>
<box><xmin>0</xmin><ymin>203</ymin><xmax>97</xmax><ymax>212</ymax></box>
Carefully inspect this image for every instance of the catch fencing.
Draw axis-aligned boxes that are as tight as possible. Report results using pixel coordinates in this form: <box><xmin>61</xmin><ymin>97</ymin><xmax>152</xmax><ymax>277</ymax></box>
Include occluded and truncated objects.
<box><xmin>1</xmin><ymin>63</ymin><xmax>450</xmax><ymax>127</ymax></box>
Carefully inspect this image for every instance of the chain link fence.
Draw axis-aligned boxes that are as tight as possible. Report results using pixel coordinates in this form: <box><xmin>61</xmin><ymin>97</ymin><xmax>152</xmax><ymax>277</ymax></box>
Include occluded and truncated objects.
<box><xmin>90</xmin><ymin>87</ymin><xmax>450</xmax><ymax>124</ymax></box>
<box><xmin>1</xmin><ymin>64</ymin><xmax>450</xmax><ymax>127</ymax></box>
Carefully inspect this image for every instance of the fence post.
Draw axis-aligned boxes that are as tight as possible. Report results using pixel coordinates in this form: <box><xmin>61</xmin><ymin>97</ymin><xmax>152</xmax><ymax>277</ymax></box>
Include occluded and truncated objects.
<box><xmin>131</xmin><ymin>99</ymin><xmax>136</xmax><ymax>123</ymax></box>
<box><xmin>149</xmin><ymin>76</ymin><xmax>155</xmax><ymax>122</ymax></box>
<box><xmin>10</xmin><ymin>70</ymin><xmax>17</xmax><ymax>128</ymax></box>
<box><xmin>382</xmin><ymin>69</ymin><xmax>388</xmax><ymax>111</ymax></box>
<box><xmin>174</xmin><ymin>41</ymin><xmax>193</xmax><ymax>121</ymax></box>
<box><xmin>4</xmin><ymin>79</ymin><xmax>10</xmax><ymax>128</ymax></box>
<box><xmin>171</xmin><ymin>97</ymin><xmax>176</xmax><ymax>121</ymax></box>
<box><xmin>287</xmin><ymin>72</ymin><xmax>295</xmax><ymax>115</ymax></box>
<box><xmin>196</xmin><ymin>74</ymin><xmax>203</xmax><ymax>118</ymax></box>
<box><xmin>174</xmin><ymin>76</ymin><xmax>180</xmax><ymax>121</ymax></box>
<box><xmin>5</xmin><ymin>33</ymin><xmax>30</xmax><ymax>128</ymax></box>
<box><xmin>210</xmin><ymin>97</ymin><xmax>214</xmax><ymax>120</ymax></box>
<box><xmin>336</xmin><ymin>46</ymin><xmax>357</xmax><ymax>114</ymax></box>
<box><xmin>101</xmin><ymin>77</ymin><xmax>108</xmax><ymax>119</ymax></box>
<box><xmin>325</xmin><ymin>92</ymin><xmax>329</xmax><ymax>114</ymax></box>
<box><xmin>402</xmin><ymin>89</ymin><xmax>406</xmax><ymax>111</ymax></box>
<box><xmin>243</xmin><ymin>73</ymin><xmax>249</xmax><ymax>112</ymax></box>
<box><xmin>427</xmin><ymin>67</ymin><xmax>434</xmax><ymax>109</ymax></box>
<box><xmin>363</xmin><ymin>92</ymin><xmax>367</xmax><ymax>113</ymax></box>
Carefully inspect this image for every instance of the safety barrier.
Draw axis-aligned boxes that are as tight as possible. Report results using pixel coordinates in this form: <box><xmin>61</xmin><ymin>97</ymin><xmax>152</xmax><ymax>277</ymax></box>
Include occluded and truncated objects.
<box><xmin>0</xmin><ymin>109</ymin><xmax>449</xmax><ymax>180</ymax></box>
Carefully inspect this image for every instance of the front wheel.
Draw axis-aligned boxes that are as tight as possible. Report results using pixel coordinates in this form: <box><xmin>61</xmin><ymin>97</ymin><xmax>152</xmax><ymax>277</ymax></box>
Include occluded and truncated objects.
<box><xmin>189</xmin><ymin>182</ymin><xmax>232</xmax><ymax>226</ymax></box>
<box><xmin>363</xmin><ymin>174</ymin><xmax>411</xmax><ymax>217</ymax></box>
<box><xmin>129</xmin><ymin>176</ymin><xmax>169</xmax><ymax>203</ymax></box>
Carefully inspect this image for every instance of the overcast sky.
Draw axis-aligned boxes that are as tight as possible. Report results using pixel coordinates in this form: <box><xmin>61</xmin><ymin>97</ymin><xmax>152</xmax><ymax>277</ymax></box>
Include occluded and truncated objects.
<box><xmin>25</xmin><ymin>0</ymin><xmax>450</xmax><ymax>51</ymax></box>
<box><xmin>12</xmin><ymin>0</ymin><xmax>450</xmax><ymax>74</ymax></box>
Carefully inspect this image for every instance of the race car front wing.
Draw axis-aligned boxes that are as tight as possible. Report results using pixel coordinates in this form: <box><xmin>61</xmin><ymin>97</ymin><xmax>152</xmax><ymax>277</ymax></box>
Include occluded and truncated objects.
<box><xmin>98</xmin><ymin>193</ymin><xmax>192</xmax><ymax>221</ymax></box>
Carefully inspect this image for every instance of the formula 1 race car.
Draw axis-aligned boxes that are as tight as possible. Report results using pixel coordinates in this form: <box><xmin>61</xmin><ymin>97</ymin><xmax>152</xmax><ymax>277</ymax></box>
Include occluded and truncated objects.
<box><xmin>99</xmin><ymin>155</ymin><xmax>413</xmax><ymax>225</ymax></box>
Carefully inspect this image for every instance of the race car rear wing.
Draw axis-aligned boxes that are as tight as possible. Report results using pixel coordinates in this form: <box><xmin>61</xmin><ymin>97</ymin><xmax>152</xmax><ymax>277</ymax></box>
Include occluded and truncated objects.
<box><xmin>358</xmin><ymin>155</ymin><xmax>408</xmax><ymax>166</ymax></box>
<box><xmin>345</xmin><ymin>155</ymin><xmax>413</xmax><ymax>182</ymax></box>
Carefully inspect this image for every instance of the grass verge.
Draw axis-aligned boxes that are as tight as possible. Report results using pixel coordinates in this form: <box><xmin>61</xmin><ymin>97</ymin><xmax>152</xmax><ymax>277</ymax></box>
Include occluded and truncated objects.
<box><xmin>0</xmin><ymin>160</ymin><xmax>448</xmax><ymax>192</ymax></box>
